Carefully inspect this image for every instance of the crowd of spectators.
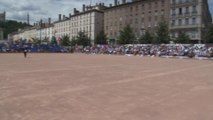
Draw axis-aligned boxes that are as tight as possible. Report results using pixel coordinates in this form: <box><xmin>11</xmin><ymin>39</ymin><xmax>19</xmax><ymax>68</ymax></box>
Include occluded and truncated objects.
<box><xmin>73</xmin><ymin>44</ymin><xmax>213</xmax><ymax>59</ymax></box>
<box><xmin>0</xmin><ymin>41</ymin><xmax>67</xmax><ymax>53</ymax></box>
<box><xmin>1</xmin><ymin>40</ymin><xmax>213</xmax><ymax>59</ymax></box>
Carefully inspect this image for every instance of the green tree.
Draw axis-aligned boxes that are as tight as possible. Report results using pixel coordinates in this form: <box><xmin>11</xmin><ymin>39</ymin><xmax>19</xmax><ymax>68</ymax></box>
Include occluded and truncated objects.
<box><xmin>42</xmin><ymin>37</ymin><xmax>50</xmax><ymax>44</ymax></box>
<box><xmin>95</xmin><ymin>31</ymin><xmax>107</xmax><ymax>45</ymax></box>
<box><xmin>155</xmin><ymin>20</ymin><xmax>170</xmax><ymax>44</ymax></box>
<box><xmin>205</xmin><ymin>24</ymin><xmax>213</xmax><ymax>43</ymax></box>
<box><xmin>51</xmin><ymin>36</ymin><xmax>58</xmax><ymax>45</ymax></box>
<box><xmin>32</xmin><ymin>38</ymin><xmax>41</xmax><ymax>45</ymax></box>
<box><xmin>139</xmin><ymin>31</ymin><xmax>153</xmax><ymax>44</ymax></box>
<box><xmin>76</xmin><ymin>31</ymin><xmax>91</xmax><ymax>47</ymax></box>
<box><xmin>70</xmin><ymin>36</ymin><xmax>78</xmax><ymax>46</ymax></box>
<box><xmin>60</xmin><ymin>35</ymin><xmax>70</xmax><ymax>46</ymax></box>
<box><xmin>176</xmin><ymin>32</ymin><xmax>190</xmax><ymax>44</ymax></box>
<box><xmin>117</xmin><ymin>24</ymin><xmax>135</xmax><ymax>45</ymax></box>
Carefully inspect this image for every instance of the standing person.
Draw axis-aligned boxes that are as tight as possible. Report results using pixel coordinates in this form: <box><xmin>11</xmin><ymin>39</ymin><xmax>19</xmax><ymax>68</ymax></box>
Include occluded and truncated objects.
<box><xmin>24</xmin><ymin>49</ymin><xmax>27</xmax><ymax>58</ymax></box>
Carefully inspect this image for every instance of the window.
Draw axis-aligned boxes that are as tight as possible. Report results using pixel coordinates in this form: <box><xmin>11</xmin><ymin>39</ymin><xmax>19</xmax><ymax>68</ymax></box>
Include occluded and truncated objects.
<box><xmin>171</xmin><ymin>32</ymin><xmax>176</xmax><ymax>38</ymax></box>
<box><xmin>135</xmin><ymin>5</ymin><xmax>138</xmax><ymax>11</ymax></box>
<box><xmin>179</xmin><ymin>8</ymin><xmax>182</xmax><ymax>15</ymax></box>
<box><xmin>135</xmin><ymin>18</ymin><xmax>138</xmax><ymax>24</ymax></box>
<box><xmin>142</xmin><ymin>12</ymin><xmax>145</xmax><ymax>17</ymax></box>
<box><xmin>172</xmin><ymin>0</ymin><xmax>176</xmax><ymax>4</ymax></box>
<box><xmin>155</xmin><ymin>10</ymin><xmax>158</xmax><ymax>16</ymax></box>
<box><xmin>172</xmin><ymin>9</ymin><xmax>176</xmax><ymax>16</ymax></box>
<box><xmin>178</xmin><ymin>19</ymin><xmax>182</xmax><ymax>26</ymax></box>
<box><xmin>192</xmin><ymin>18</ymin><xmax>197</xmax><ymax>24</ymax></box>
<box><xmin>155</xmin><ymin>1</ymin><xmax>158</xmax><ymax>7</ymax></box>
<box><xmin>191</xmin><ymin>31</ymin><xmax>197</xmax><ymax>38</ymax></box>
<box><xmin>172</xmin><ymin>20</ymin><xmax>175</xmax><ymax>26</ymax></box>
<box><xmin>148</xmin><ymin>2</ymin><xmax>152</xmax><ymax>9</ymax></box>
<box><xmin>185</xmin><ymin>7</ymin><xmax>189</xmax><ymax>14</ymax></box>
<box><xmin>185</xmin><ymin>18</ymin><xmax>189</xmax><ymax>25</ymax></box>
<box><xmin>130</xmin><ymin>7</ymin><xmax>133</xmax><ymax>12</ymax></box>
<box><xmin>161</xmin><ymin>10</ymin><xmax>165</xmax><ymax>15</ymax></box>
<box><xmin>192</xmin><ymin>6</ymin><xmax>197</xmax><ymax>13</ymax></box>
<box><xmin>141</xmin><ymin>4</ymin><xmax>145</xmax><ymax>10</ymax></box>
<box><xmin>161</xmin><ymin>0</ymin><xmax>165</xmax><ymax>6</ymax></box>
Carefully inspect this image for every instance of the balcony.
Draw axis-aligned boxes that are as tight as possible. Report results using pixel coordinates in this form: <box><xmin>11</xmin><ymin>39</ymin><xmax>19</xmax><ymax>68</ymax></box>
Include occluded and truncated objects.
<box><xmin>171</xmin><ymin>14</ymin><xmax>176</xmax><ymax>17</ymax></box>
<box><xmin>170</xmin><ymin>23</ymin><xmax>199</xmax><ymax>29</ymax></box>
<box><xmin>171</xmin><ymin>0</ymin><xmax>198</xmax><ymax>7</ymax></box>
<box><xmin>184</xmin><ymin>12</ymin><xmax>190</xmax><ymax>16</ymax></box>
<box><xmin>191</xmin><ymin>11</ymin><xmax>198</xmax><ymax>15</ymax></box>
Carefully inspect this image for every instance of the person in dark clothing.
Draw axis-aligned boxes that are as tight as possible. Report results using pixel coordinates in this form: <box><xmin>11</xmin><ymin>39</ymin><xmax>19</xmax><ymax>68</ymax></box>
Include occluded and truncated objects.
<box><xmin>24</xmin><ymin>49</ymin><xmax>27</xmax><ymax>58</ymax></box>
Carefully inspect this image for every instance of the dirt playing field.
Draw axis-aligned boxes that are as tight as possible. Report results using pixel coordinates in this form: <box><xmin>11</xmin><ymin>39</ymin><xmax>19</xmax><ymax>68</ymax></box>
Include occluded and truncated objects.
<box><xmin>0</xmin><ymin>53</ymin><xmax>213</xmax><ymax>120</ymax></box>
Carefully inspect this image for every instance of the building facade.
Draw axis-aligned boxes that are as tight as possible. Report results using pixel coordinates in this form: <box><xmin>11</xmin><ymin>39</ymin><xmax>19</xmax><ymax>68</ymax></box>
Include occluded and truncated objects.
<box><xmin>0</xmin><ymin>11</ymin><xmax>6</xmax><ymax>22</ymax></box>
<box><xmin>169</xmin><ymin>0</ymin><xmax>212</xmax><ymax>43</ymax></box>
<box><xmin>9</xmin><ymin>19</ymin><xmax>54</xmax><ymax>42</ymax></box>
<box><xmin>54</xmin><ymin>4</ymin><xmax>105</xmax><ymax>44</ymax></box>
<box><xmin>104</xmin><ymin>0</ymin><xmax>170</xmax><ymax>41</ymax></box>
<box><xmin>104</xmin><ymin>0</ymin><xmax>212</xmax><ymax>43</ymax></box>
<box><xmin>37</xmin><ymin>26</ymin><xmax>53</xmax><ymax>41</ymax></box>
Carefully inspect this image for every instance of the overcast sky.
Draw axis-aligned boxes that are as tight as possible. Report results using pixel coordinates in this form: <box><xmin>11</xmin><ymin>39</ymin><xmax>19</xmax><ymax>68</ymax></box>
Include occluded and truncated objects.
<box><xmin>0</xmin><ymin>0</ymin><xmax>212</xmax><ymax>24</ymax></box>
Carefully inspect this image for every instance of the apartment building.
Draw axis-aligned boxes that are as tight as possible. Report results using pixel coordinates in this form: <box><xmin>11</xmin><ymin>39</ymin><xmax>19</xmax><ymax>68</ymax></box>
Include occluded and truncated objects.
<box><xmin>9</xmin><ymin>19</ymin><xmax>53</xmax><ymax>42</ymax></box>
<box><xmin>54</xmin><ymin>15</ymin><xmax>70</xmax><ymax>40</ymax></box>
<box><xmin>10</xmin><ymin>27</ymin><xmax>37</xmax><ymax>42</ymax></box>
<box><xmin>54</xmin><ymin>4</ymin><xmax>105</xmax><ymax>44</ymax></box>
<box><xmin>37</xmin><ymin>26</ymin><xmax>54</xmax><ymax>41</ymax></box>
<box><xmin>170</xmin><ymin>0</ymin><xmax>212</xmax><ymax>43</ymax></box>
<box><xmin>22</xmin><ymin>28</ymin><xmax>37</xmax><ymax>41</ymax></box>
<box><xmin>104</xmin><ymin>0</ymin><xmax>170</xmax><ymax>41</ymax></box>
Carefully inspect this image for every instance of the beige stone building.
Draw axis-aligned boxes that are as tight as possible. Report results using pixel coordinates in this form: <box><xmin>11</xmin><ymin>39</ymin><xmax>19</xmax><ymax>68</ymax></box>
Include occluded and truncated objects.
<box><xmin>9</xmin><ymin>28</ymin><xmax>35</xmax><ymax>42</ymax></box>
<box><xmin>169</xmin><ymin>0</ymin><xmax>212</xmax><ymax>43</ymax></box>
<box><xmin>54</xmin><ymin>4</ymin><xmax>105</xmax><ymax>44</ymax></box>
<box><xmin>104</xmin><ymin>0</ymin><xmax>212</xmax><ymax>43</ymax></box>
<box><xmin>9</xmin><ymin>19</ymin><xmax>54</xmax><ymax>42</ymax></box>
<box><xmin>104</xmin><ymin>0</ymin><xmax>171</xmax><ymax>41</ymax></box>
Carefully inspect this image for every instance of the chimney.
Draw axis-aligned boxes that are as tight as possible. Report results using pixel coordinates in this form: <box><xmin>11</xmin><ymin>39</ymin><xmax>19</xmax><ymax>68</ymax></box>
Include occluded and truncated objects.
<box><xmin>48</xmin><ymin>18</ymin><xmax>51</xmax><ymax>26</ymax></box>
<box><xmin>114</xmin><ymin>0</ymin><xmax>117</xmax><ymax>6</ymax></box>
<box><xmin>40</xmin><ymin>19</ymin><xmax>43</xmax><ymax>27</ymax></box>
<box><xmin>122</xmin><ymin>0</ymin><xmax>126</xmax><ymax>4</ymax></box>
<box><xmin>83</xmin><ymin>4</ymin><xmax>86</xmax><ymax>12</ymax></box>
<box><xmin>109</xmin><ymin>4</ymin><xmax>112</xmax><ymax>7</ymax></box>
<box><xmin>69</xmin><ymin>13</ymin><xmax>72</xmax><ymax>18</ymax></box>
<box><xmin>74</xmin><ymin>8</ymin><xmax>77</xmax><ymax>15</ymax></box>
<box><xmin>63</xmin><ymin>15</ymin><xmax>65</xmax><ymax>20</ymax></box>
<box><xmin>59</xmin><ymin>14</ymin><xmax>61</xmax><ymax>21</ymax></box>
